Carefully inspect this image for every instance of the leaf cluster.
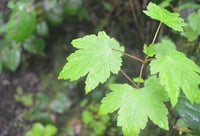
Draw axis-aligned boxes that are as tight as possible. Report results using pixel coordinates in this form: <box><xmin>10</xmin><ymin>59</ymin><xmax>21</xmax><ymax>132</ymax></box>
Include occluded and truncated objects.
<box><xmin>58</xmin><ymin>2</ymin><xmax>200</xmax><ymax>136</ymax></box>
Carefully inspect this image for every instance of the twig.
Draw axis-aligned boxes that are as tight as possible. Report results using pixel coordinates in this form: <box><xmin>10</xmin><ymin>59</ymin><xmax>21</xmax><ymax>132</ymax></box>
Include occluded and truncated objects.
<box><xmin>152</xmin><ymin>22</ymin><xmax>162</xmax><ymax>44</ymax></box>
<box><xmin>137</xmin><ymin>62</ymin><xmax>145</xmax><ymax>88</ymax></box>
<box><xmin>112</xmin><ymin>48</ymin><xmax>144</xmax><ymax>63</ymax></box>
<box><xmin>120</xmin><ymin>69</ymin><xmax>138</xmax><ymax>88</ymax></box>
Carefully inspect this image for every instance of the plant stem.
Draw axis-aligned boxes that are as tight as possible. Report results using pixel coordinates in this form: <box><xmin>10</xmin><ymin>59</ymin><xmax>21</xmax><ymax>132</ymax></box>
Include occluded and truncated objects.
<box><xmin>152</xmin><ymin>22</ymin><xmax>162</xmax><ymax>44</ymax></box>
<box><xmin>112</xmin><ymin>48</ymin><xmax>144</xmax><ymax>63</ymax></box>
<box><xmin>120</xmin><ymin>69</ymin><xmax>138</xmax><ymax>88</ymax></box>
<box><xmin>137</xmin><ymin>62</ymin><xmax>145</xmax><ymax>88</ymax></box>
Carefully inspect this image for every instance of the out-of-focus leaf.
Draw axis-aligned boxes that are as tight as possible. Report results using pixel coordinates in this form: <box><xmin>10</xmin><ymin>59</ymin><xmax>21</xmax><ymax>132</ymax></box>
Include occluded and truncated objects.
<box><xmin>26</xmin><ymin>123</ymin><xmax>44</xmax><ymax>136</ymax></box>
<box><xmin>64</xmin><ymin>0</ymin><xmax>82</xmax><ymax>16</ymax></box>
<box><xmin>2</xmin><ymin>46</ymin><xmax>21</xmax><ymax>71</ymax></box>
<box><xmin>43</xmin><ymin>124</ymin><xmax>58</xmax><ymax>136</ymax></box>
<box><xmin>6</xmin><ymin>3</ymin><xmax>36</xmax><ymax>42</ymax></box>
<box><xmin>14</xmin><ymin>86</ymin><xmax>33</xmax><ymax>106</ymax></box>
<box><xmin>183</xmin><ymin>25</ymin><xmax>199</xmax><ymax>41</ymax></box>
<box><xmin>23</xmin><ymin>35</ymin><xmax>45</xmax><ymax>54</ymax></box>
<box><xmin>159</xmin><ymin>0</ymin><xmax>173</xmax><ymax>8</ymax></box>
<box><xmin>49</xmin><ymin>93</ymin><xmax>70</xmax><ymax>113</ymax></box>
<box><xmin>36</xmin><ymin>21</ymin><xmax>49</xmax><ymax>37</ymax></box>
<box><xmin>35</xmin><ymin>92</ymin><xmax>49</xmax><ymax>109</ymax></box>
<box><xmin>176</xmin><ymin>94</ymin><xmax>200</xmax><ymax>134</ymax></box>
<box><xmin>47</xmin><ymin>6</ymin><xmax>63</xmax><ymax>26</ymax></box>
<box><xmin>183</xmin><ymin>10</ymin><xmax>200</xmax><ymax>41</ymax></box>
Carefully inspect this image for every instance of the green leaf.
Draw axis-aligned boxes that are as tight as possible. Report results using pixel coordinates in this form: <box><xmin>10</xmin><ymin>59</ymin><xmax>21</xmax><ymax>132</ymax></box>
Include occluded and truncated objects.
<box><xmin>36</xmin><ymin>21</ymin><xmax>49</xmax><ymax>37</ymax></box>
<box><xmin>26</xmin><ymin>123</ymin><xmax>44</xmax><ymax>136</ymax></box>
<box><xmin>58</xmin><ymin>31</ymin><xmax>124</xmax><ymax>93</ymax></box>
<box><xmin>176</xmin><ymin>94</ymin><xmax>200</xmax><ymax>134</ymax></box>
<box><xmin>183</xmin><ymin>10</ymin><xmax>200</xmax><ymax>41</ymax></box>
<box><xmin>176</xmin><ymin>95</ymin><xmax>200</xmax><ymax>135</ymax></box>
<box><xmin>188</xmin><ymin>10</ymin><xmax>200</xmax><ymax>34</ymax></box>
<box><xmin>183</xmin><ymin>25</ymin><xmax>199</xmax><ymax>41</ymax></box>
<box><xmin>64</xmin><ymin>0</ymin><xmax>82</xmax><ymax>16</ymax></box>
<box><xmin>143</xmin><ymin>2</ymin><xmax>185</xmax><ymax>32</ymax></box>
<box><xmin>99</xmin><ymin>76</ymin><xmax>169</xmax><ymax>136</ymax></box>
<box><xmin>49</xmin><ymin>93</ymin><xmax>69</xmax><ymax>113</ymax></box>
<box><xmin>23</xmin><ymin>35</ymin><xmax>45</xmax><ymax>54</ymax></box>
<box><xmin>150</xmin><ymin>39</ymin><xmax>200</xmax><ymax>106</ymax></box>
<box><xmin>2</xmin><ymin>47</ymin><xmax>21</xmax><ymax>71</ymax></box>
<box><xmin>6</xmin><ymin>3</ymin><xmax>36</xmax><ymax>42</ymax></box>
<box><xmin>43</xmin><ymin>124</ymin><xmax>58</xmax><ymax>136</ymax></box>
<box><xmin>143</xmin><ymin>44</ymin><xmax>155</xmax><ymax>57</ymax></box>
<box><xmin>133</xmin><ymin>77</ymin><xmax>144</xmax><ymax>83</ymax></box>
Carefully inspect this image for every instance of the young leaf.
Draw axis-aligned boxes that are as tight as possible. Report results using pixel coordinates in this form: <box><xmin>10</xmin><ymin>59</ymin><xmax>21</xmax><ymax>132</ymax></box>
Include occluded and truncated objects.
<box><xmin>143</xmin><ymin>2</ymin><xmax>185</xmax><ymax>32</ymax></box>
<box><xmin>133</xmin><ymin>77</ymin><xmax>144</xmax><ymax>83</ymax></box>
<box><xmin>150</xmin><ymin>39</ymin><xmax>200</xmax><ymax>106</ymax></box>
<box><xmin>58</xmin><ymin>31</ymin><xmax>124</xmax><ymax>93</ymax></box>
<box><xmin>99</xmin><ymin>76</ymin><xmax>169</xmax><ymax>136</ymax></box>
<box><xmin>143</xmin><ymin>44</ymin><xmax>155</xmax><ymax>57</ymax></box>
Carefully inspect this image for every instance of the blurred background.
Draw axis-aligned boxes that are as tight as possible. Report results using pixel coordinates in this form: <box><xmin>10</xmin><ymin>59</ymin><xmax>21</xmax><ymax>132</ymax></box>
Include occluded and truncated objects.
<box><xmin>0</xmin><ymin>0</ymin><xmax>200</xmax><ymax>135</ymax></box>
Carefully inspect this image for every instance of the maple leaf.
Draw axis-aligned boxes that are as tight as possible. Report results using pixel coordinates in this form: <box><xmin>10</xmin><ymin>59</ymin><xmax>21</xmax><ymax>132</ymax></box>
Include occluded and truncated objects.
<box><xmin>150</xmin><ymin>38</ymin><xmax>200</xmax><ymax>106</ymax></box>
<box><xmin>58</xmin><ymin>31</ymin><xmax>124</xmax><ymax>93</ymax></box>
<box><xmin>99</xmin><ymin>76</ymin><xmax>169</xmax><ymax>136</ymax></box>
<box><xmin>143</xmin><ymin>2</ymin><xmax>185</xmax><ymax>32</ymax></box>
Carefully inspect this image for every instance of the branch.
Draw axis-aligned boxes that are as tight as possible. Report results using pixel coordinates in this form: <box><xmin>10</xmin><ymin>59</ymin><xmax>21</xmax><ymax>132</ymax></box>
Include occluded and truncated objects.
<box><xmin>137</xmin><ymin>63</ymin><xmax>145</xmax><ymax>88</ymax></box>
<box><xmin>120</xmin><ymin>69</ymin><xmax>138</xmax><ymax>88</ymax></box>
<box><xmin>112</xmin><ymin>48</ymin><xmax>144</xmax><ymax>63</ymax></box>
<box><xmin>152</xmin><ymin>22</ymin><xmax>162</xmax><ymax>44</ymax></box>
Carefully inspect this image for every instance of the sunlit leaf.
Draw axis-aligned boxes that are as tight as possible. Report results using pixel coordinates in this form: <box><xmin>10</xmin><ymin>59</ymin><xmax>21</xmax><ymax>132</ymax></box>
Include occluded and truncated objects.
<box><xmin>143</xmin><ymin>2</ymin><xmax>185</xmax><ymax>32</ymax></box>
<box><xmin>150</xmin><ymin>39</ymin><xmax>200</xmax><ymax>106</ymax></box>
<box><xmin>58</xmin><ymin>31</ymin><xmax>124</xmax><ymax>93</ymax></box>
<box><xmin>99</xmin><ymin>76</ymin><xmax>169</xmax><ymax>136</ymax></box>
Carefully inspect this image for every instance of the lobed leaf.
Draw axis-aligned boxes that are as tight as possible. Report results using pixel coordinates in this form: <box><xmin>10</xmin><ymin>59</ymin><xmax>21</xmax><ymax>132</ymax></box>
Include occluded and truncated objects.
<box><xmin>58</xmin><ymin>31</ymin><xmax>124</xmax><ymax>93</ymax></box>
<box><xmin>150</xmin><ymin>39</ymin><xmax>200</xmax><ymax>106</ymax></box>
<box><xmin>143</xmin><ymin>2</ymin><xmax>185</xmax><ymax>32</ymax></box>
<box><xmin>99</xmin><ymin>76</ymin><xmax>169</xmax><ymax>136</ymax></box>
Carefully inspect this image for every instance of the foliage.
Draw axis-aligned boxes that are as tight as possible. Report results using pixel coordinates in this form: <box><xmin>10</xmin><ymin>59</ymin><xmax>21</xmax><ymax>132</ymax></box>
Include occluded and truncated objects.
<box><xmin>25</xmin><ymin>92</ymin><xmax>71</xmax><ymax>123</ymax></box>
<box><xmin>14</xmin><ymin>86</ymin><xmax>33</xmax><ymax>106</ymax></box>
<box><xmin>0</xmin><ymin>0</ymin><xmax>88</xmax><ymax>74</ymax></box>
<box><xmin>59</xmin><ymin>2</ymin><xmax>200</xmax><ymax>136</ymax></box>
<box><xmin>81</xmin><ymin>100</ymin><xmax>110</xmax><ymax>136</ymax></box>
<box><xmin>25</xmin><ymin>123</ymin><xmax>57</xmax><ymax>136</ymax></box>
